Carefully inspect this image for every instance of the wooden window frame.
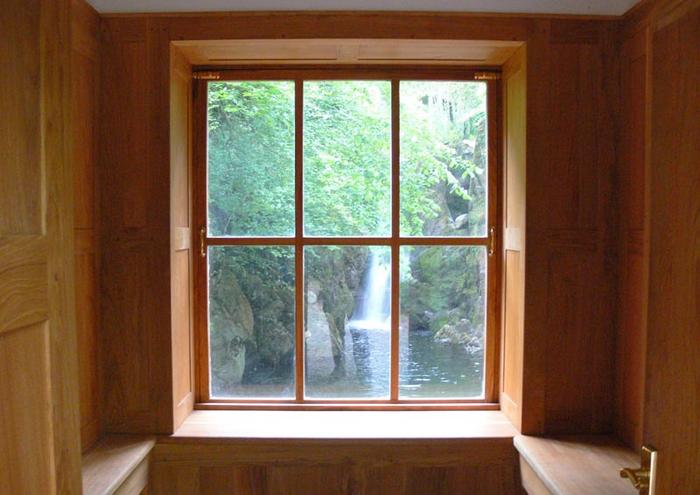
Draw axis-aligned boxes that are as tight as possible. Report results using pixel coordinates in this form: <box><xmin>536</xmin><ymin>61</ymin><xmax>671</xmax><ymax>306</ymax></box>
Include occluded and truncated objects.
<box><xmin>193</xmin><ymin>66</ymin><xmax>502</xmax><ymax>410</ymax></box>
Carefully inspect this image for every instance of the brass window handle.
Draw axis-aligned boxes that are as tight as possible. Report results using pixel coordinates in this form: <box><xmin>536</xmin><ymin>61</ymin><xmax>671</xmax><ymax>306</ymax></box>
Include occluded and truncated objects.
<box><xmin>200</xmin><ymin>226</ymin><xmax>207</xmax><ymax>258</ymax></box>
<box><xmin>620</xmin><ymin>467</ymin><xmax>650</xmax><ymax>489</ymax></box>
<box><xmin>488</xmin><ymin>226</ymin><xmax>496</xmax><ymax>256</ymax></box>
<box><xmin>620</xmin><ymin>445</ymin><xmax>657</xmax><ymax>493</ymax></box>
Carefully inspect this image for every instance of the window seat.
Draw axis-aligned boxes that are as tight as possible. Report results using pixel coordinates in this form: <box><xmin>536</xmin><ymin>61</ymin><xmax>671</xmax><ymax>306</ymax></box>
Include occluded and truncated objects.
<box><xmin>149</xmin><ymin>411</ymin><xmax>521</xmax><ymax>492</ymax></box>
<box><xmin>82</xmin><ymin>435</ymin><xmax>155</xmax><ymax>495</ymax></box>
<box><xmin>514</xmin><ymin>435</ymin><xmax>638</xmax><ymax>495</ymax></box>
<box><xmin>168</xmin><ymin>409</ymin><xmax>517</xmax><ymax>440</ymax></box>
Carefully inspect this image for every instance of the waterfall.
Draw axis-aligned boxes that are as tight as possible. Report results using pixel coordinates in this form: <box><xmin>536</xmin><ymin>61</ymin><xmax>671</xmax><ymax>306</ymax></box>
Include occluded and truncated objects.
<box><xmin>348</xmin><ymin>251</ymin><xmax>391</xmax><ymax>332</ymax></box>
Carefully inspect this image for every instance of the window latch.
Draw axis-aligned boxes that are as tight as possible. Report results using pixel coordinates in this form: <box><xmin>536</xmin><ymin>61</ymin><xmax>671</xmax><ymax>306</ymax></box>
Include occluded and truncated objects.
<box><xmin>488</xmin><ymin>226</ymin><xmax>496</xmax><ymax>257</ymax></box>
<box><xmin>200</xmin><ymin>226</ymin><xmax>207</xmax><ymax>258</ymax></box>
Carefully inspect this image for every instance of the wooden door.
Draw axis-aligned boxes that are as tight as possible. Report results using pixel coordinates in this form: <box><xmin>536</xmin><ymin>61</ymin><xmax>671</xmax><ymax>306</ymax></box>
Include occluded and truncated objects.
<box><xmin>643</xmin><ymin>2</ymin><xmax>700</xmax><ymax>493</ymax></box>
<box><xmin>0</xmin><ymin>0</ymin><xmax>82</xmax><ymax>493</ymax></box>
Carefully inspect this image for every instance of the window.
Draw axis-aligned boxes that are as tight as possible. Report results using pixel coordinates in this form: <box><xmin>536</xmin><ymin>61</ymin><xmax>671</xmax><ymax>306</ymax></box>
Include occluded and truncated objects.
<box><xmin>194</xmin><ymin>68</ymin><xmax>500</xmax><ymax>407</ymax></box>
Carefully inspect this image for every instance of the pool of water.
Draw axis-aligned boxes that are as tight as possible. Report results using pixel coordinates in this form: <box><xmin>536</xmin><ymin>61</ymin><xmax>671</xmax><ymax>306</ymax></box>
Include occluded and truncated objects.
<box><xmin>306</xmin><ymin>328</ymin><xmax>484</xmax><ymax>399</ymax></box>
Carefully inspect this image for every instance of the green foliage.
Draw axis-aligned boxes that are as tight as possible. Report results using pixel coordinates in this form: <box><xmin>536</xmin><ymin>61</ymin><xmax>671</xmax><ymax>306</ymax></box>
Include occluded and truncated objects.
<box><xmin>304</xmin><ymin>82</ymin><xmax>392</xmax><ymax>236</ymax></box>
<box><xmin>206</xmin><ymin>79</ymin><xmax>488</xmax><ymax>395</ymax></box>
<box><xmin>208</xmin><ymin>81</ymin><xmax>295</xmax><ymax>236</ymax></box>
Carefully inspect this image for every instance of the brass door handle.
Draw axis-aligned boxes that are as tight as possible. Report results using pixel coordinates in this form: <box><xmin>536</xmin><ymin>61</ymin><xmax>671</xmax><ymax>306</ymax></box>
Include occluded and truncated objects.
<box><xmin>620</xmin><ymin>467</ymin><xmax>650</xmax><ymax>489</ymax></box>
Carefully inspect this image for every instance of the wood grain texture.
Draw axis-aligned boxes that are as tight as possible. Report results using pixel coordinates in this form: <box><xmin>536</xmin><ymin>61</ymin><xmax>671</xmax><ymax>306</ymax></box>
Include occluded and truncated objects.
<box><xmin>615</xmin><ymin>22</ymin><xmax>649</xmax><ymax>450</ymax></box>
<box><xmin>171</xmin><ymin>410</ymin><xmax>517</xmax><ymax>439</ymax></box>
<box><xmin>170</xmin><ymin>45</ymin><xmax>195</xmax><ymax>431</ymax></box>
<box><xmin>174</xmin><ymin>38</ymin><xmax>520</xmax><ymax>66</ymax></box>
<box><xmin>526</xmin><ymin>19</ymin><xmax>618</xmax><ymax>435</ymax></box>
<box><xmin>99</xmin><ymin>12</ymin><xmax>619</xmax><ymax>435</ymax></box>
<box><xmin>99</xmin><ymin>17</ymin><xmax>175</xmax><ymax>435</ymax></box>
<box><xmin>152</xmin><ymin>426</ymin><xmax>519</xmax><ymax>495</ymax></box>
<box><xmin>82</xmin><ymin>435</ymin><xmax>156</xmax><ymax>495</ymax></box>
<box><xmin>644</xmin><ymin>1</ymin><xmax>700</xmax><ymax>492</ymax></box>
<box><xmin>501</xmin><ymin>46</ymin><xmax>526</xmax><ymax>431</ymax></box>
<box><xmin>154</xmin><ymin>411</ymin><xmax>519</xmax><ymax>493</ymax></box>
<box><xmin>514</xmin><ymin>435</ymin><xmax>637</xmax><ymax>495</ymax></box>
<box><xmin>0</xmin><ymin>324</ymin><xmax>55</xmax><ymax>493</ymax></box>
<box><xmin>519</xmin><ymin>457</ymin><xmax>552</xmax><ymax>495</ymax></box>
<box><xmin>43</xmin><ymin>0</ymin><xmax>84</xmax><ymax>489</ymax></box>
<box><xmin>1</xmin><ymin>0</ymin><xmax>82</xmax><ymax>492</ymax></box>
<box><xmin>0</xmin><ymin>237</ymin><xmax>48</xmax><ymax>335</ymax></box>
<box><xmin>0</xmin><ymin>0</ymin><xmax>42</xmax><ymax>236</ymax></box>
<box><xmin>71</xmin><ymin>0</ymin><xmax>102</xmax><ymax>452</ymax></box>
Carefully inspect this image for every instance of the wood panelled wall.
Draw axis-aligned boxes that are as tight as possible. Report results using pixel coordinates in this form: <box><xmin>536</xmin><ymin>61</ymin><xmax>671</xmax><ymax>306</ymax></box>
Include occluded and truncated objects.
<box><xmin>1</xmin><ymin>0</ymin><xmax>83</xmax><ymax>492</ymax></box>
<box><xmin>151</xmin><ymin>439</ymin><xmax>519</xmax><ymax>494</ymax></box>
<box><xmin>616</xmin><ymin>0</ymin><xmax>700</xmax><ymax>490</ymax></box>
<box><xmin>526</xmin><ymin>21</ymin><xmax>619</xmax><ymax>435</ymax></box>
<box><xmin>615</xmin><ymin>2</ymin><xmax>652</xmax><ymax>450</ymax></box>
<box><xmin>644</xmin><ymin>2</ymin><xmax>700</xmax><ymax>490</ymax></box>
<box><xmin>71</xmin><ymin>0</ymin><xmax>102</xmax><ymax>452</ymax></box>
<box><xmin>99</xmin><ymin>12</ymin><xmax>619</xmax><ymax>435</ymax></box>
<box><xmin>99</xmin><ymin>17</ymin><xmax>175</xmax><ymax>434</ymax></box>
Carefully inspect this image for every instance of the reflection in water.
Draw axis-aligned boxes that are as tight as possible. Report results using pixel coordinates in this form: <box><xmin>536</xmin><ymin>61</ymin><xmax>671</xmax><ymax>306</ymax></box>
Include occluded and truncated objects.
<box><xmin>305</xmin><ymin>247</ymin><xmax>484</xmax><ymax>399</ymax></box>
<box><xmin>400</xmin><ymin>331</ymin><xmax>483</xmax><ymax>398</ymax></box>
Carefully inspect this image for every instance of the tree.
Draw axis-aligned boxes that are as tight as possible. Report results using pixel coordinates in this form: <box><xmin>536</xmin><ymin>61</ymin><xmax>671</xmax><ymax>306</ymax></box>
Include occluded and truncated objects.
<box><xmin>206</xmin><ymin>79</ymin><xmax>488</xmax><ymax>396</ymax></box>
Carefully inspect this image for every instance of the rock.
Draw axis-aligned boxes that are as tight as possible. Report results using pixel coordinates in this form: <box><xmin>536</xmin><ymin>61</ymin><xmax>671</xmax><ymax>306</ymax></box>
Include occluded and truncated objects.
<box><xmin>209</xmin><ymin>268</ymin><xmax>255</xmax><ymax>386</ymax></box>
<box><xmin>433</xmin><ymin>318</ymin><xmax>483</xmax><ymax>354</ymax></box>
<box><xmin>453</xmin><ymin>213</ymin><xmax>470</xmax><ymax>230</ymax></box>
<box><xmin>229</xmin><ymin>275</ymin><xmax>254</xmax><ymax>340</ymax></box>
<box><xmin>307</xmin><ymin>289</ymin><xmax>318</xmax><ymax>305</ymax></box>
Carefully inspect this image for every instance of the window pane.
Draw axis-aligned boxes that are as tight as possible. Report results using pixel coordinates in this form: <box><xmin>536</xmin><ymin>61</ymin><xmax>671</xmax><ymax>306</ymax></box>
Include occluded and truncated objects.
<box><xmin>208</xmin><ymin>246</ymin><xmax>295</xmax><ymax>398</ymax></box>
<box><xmin>304</xmin><ymin>81</ymin><xmax>391</xmax><ymax>237</ymax></box>
<box><xmin>304</xmin><ymin>246</ymin><xmax>391</xmax><ymax>398</ymax></box>
<box><xmin>399</xmin><ymin>246</ymin><xmax>486</xmax><ymax>398</ymax></box>
<box><xmin>400</xmin><ymin>81</ymin><xmax>488</xmax><ymax>237</ymax></box>
<box><xmin>207</xmin><ymin>81</ymin><xmax>295</xmax><ymax>237</ymax></box>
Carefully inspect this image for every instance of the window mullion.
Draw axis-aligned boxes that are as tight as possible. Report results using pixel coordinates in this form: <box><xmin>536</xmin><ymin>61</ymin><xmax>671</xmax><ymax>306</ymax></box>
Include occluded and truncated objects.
<box><xmin>294</xmin><ymin>80</ymin><xmax>305</xmax><ymax>402</ymax></box>
<box><xmin>390</xmin><ymin>79</ymin><xmax>400</xmax><ymax>402</ymax></box>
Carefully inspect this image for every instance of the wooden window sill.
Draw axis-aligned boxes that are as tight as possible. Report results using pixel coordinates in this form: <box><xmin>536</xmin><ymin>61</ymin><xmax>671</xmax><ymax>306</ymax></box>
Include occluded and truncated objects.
<box><xmin>514</xmin><ymin>435</ymin><xmax>638</xmax><ymax>495</ymax></box>
<box><xmin>82</xmin><ymin>435</ymin><xmax>155</xmax><ymax>495</ymax></box>
<box><xmin>167</xmin><ymin>410</ymin><xmax>517</xmax><ymax>441</ymax></box>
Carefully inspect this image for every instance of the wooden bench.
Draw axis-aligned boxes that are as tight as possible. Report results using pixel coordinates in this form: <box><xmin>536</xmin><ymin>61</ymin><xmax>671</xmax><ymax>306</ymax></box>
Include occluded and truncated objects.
<box><xmin>82</xmin><ymin>435</ymin><xmax>156</xmax><ymax>495</ymax></box>
<box><xmin>514</xmin><ymin>435</ymin><xmax>638</xmax><ymax>495</ymax></box>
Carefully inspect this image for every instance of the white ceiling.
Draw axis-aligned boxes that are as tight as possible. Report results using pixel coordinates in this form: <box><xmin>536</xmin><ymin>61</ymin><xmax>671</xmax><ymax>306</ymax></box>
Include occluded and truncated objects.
<box><xmin>88</xmin><ymin>0</ymin><xmax>640</xmax><ymax>16</ymax></box>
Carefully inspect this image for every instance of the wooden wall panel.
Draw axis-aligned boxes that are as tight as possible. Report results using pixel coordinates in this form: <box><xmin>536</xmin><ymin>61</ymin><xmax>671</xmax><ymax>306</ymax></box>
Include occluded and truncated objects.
<box><xmin>1</xmin><ymin>0</ymin><xmax>83</xmax><ymax>492</ymax></box>
<box><xmin>643</xmin><ymin>1</ymin><xmax>700</xmax><ymax>492</ymax></box>
<box><xmin>75</xmin><ymin>245</ymin><xmax>100</xmax><ymax>448</ymax></box>
<box><xmin>0</xmin><ymin>324</ymin><xmax>55</xmax><ymax>493</ymax></box>
<box><xmin>100</xmin><ymin>40</ymin><xmax>149</xmax><ymax>232</ymax></box>
<box><xmin>102</xmin><ymin>241</ymin><xmax>155</xmax><ymax>431</ymax></box>
<box><xmin>99</xmin><ymin>12</ymin><xmax>619</xmax><ymax>436</ymax></box>
<box><xmin>615</xmin><ymin>21</ymin><xmax>649</xmax><ymax>449</ymax></box>
<box><xmin>523</xmin><ymin>20</ymin><xmax>617</xmax><ymax>435</ymax></box>
<box><xmin>544</xmin><ymin>249</ymin><xmax>612</xmax><ymax>433</ymax></box>
<box><xmin>0</xmin><ymin>0</ymin><xmax>42</xmax><ymax>236</ymax></box>
<box><xmin>151</xmin><ymin>439</ymin><xmax>519</xmax><ymax>494</ymax></box>
<box><xmin>100</xmin><ymin>18</ymin><xmax>175</xmax><ymax>434</ymax></box>
<box><xmin>71</xmin><ymin>0</ymin><xmax>102</xmax><ymax>452</ymax></box>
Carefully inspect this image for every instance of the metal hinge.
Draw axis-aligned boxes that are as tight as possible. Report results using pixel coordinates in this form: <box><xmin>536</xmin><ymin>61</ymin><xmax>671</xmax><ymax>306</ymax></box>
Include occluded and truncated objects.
<box><xmin>193</xmin><ymin>71</ymin><xmax>222</xmax><ymax>81</ymax></box>
<box><xmin>488</xmin><ymin>226</ymin><xmax>497</xmax><ymax>256</ymax></box>
<box><xmin>199</xmin><ymin>226</ymin><xmax>207</xmax><ymax>258</ymax></box>
<box><xmin>474</xmin><ymin>71</ymin><xmax>501</xmax><ymax>81</ymax></box>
